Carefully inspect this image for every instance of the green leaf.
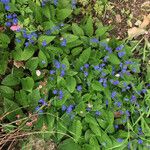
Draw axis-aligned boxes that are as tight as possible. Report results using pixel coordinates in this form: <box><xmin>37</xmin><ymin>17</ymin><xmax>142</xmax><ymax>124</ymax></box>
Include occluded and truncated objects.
<box><xmin>71</xmin><ymin>47</ymin><xmax>83</xmax><ymax>56</ymax></box>
<box><xmin>38</xmin><ymin>35</ymin><xmax>55</xmax><ymax>46</ymax></box>
<box><xmin>72</xmin><ymin>23</ymin><xmax>84</xmax><ymax>36</ymax></box>
<box><xmin>75</xmin><ymin>48</ymin><xmax>91</xmax><ymax>70</ymax></box>
<box><xmin>63</xmin><ymin>34</ymin><xmax>79</xmax><ymax>43</ymax></box>
<box><xmin>15</xmin><ymin>90</ymin><xmax>28</xmax><ymax>106</ymax></box>
<box><xmin>89</xmin><ymin>123</ymin><xmax>101</xmax><ymax>136</ymax></box>
<box><xmin>0</xmin><ymin>86</ymin><xmax>14</xmax><ymax>99</ymax></box>
<box><xmin>108</xmin><ymin>53</ymin><xmax>121</xmax><ymax>65</ymax></box>
<box><xmin>38</xmin><ymin>50</ymin><xmax>48</xmax><ymax>68</ymax></box>
<box><xmin>0</xmin><ymin>33</ymin><xmax>10</xmax><ymax>48</ymax></box>
<box><xmin>21</xmin><ymin>77</ymin><xmax>34</xmax><ymax>92</ymax></box>
<box><xmin>85</xmin><ymin>114</ymin><xmax>99</xmax><ymax>126</ymax></box>
<box><xmin>84</xmin><ymin>16</ymin><xmax>93</xmax><ymax>36</ymax></box>
<box><xmin>0</xmin><ymin>51</ymin><xmax>8</xmax><ymax>75</ymax></box>
<box><xmin>2</xmin><ymin>74</ymin><xmax>20</xmax><ymax>86</ymax></box>
<box><xmin>25</xmin><ymin>57</ymin><xmax>39</xmax><ymax>71</ymax></box>
<box><xmin>3</xmin><ymin>98</ymin><xmax>24</xmax><ymax>121</ymax></box>
<box><xmin>58</xmin><ymin>139</ymin><xmax>82</xmax><ymax>150</ymax></box>
<box><xmin>72</xmin><ymin>119</ymin><xmax>82</xmax><ymax>142</ymax></box>
<box><xmin>91</xmin><ymin>81</ymin><xmax>104</xmax><ymax>91</ymax></box>
<box><xmin>21</xmin><ymin>47</ymin><xmax>35</xmax><ymax>61</ymax></box>
<box><xmin>66</xmin><ymin>76</ymin><xmax>76</xmax><ymax>93</ymax></box>
<box><xmin>56</xmin><ymin>8</ymin><xmax>72</xmax><ymax>21</ymax></box>
<box><xmin>95</xmin><ymin>26</ymin><xmax>109</xmax><ymax>37</ymax></box>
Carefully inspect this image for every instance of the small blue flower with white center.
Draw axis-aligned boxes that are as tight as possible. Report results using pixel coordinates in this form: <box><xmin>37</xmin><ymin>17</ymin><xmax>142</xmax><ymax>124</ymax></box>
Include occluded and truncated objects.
<box><xmin>113</xmin><ymin>80</ymin><xmax>119</xmax><ymax>85</ymax></box>
<box><xmin>60</xmin><ymin>70</ymin><xmax>65</xmax><ymax>77</ymax></box>
<box><xmin>35</xmin><ymin>106</ymin><xmax>43</xmax><ymax>114</ymax></box>
<box><xmin>77</xmin><ymin>85</ymin><xmax>82</xmax><ymax>92</ymax></box>
<box><xmin>84</xmin><ymin>71</ymin><xmax>88</xmax><ymax>77</ymax></box>
<box><xmin>103</xmin><ymin>56</ymin><xmax>109</xmax><ymax>62</ymax></box>
<box><xmin>53</xmin><ymin>0</ymin><xmax>58</xmax><ymax>6</ymax></box>
<box><xmin>38</xmin><ymin>99</ymin><xmax>47</xmax><ymax>106</ymax></box>
<box><xmin>94</xmin><ymin>65</ymin><xmax>99</xmax><ymax>70</ymax></box>
<box><xmin>72</xmin><ymin>0</ymin><xmax>76</xmax><ymax>9</ymax></box>
<box><xmin>62</xmin><ymin>105</ymin><xmax>67</xmax><ymax>111</ymax></box>
<box><xmin>42</xmin><ymin>40</ymin><xmax>47</xmax><ymax>47</ymax></box>
<box><xmin>116</xmin><ymin>45</ymin><xmax>124</xmax><ymax>51</ymax></box>
<box><xmin>84</xmin><ymin>63</ymin><xmax>89</xmax><ymax>68</ymax></box>
<box><xmin>95</xmin><ymin>111</ymin><xmax>101</xmax><ymax>116</ymax></box>
<box><xmin>25</xmin><ymin>42</ymin><xmax>29</xmax><ymax>47</ymax></box>
<box><xmin>59</xmin><ymin>90</ymin><xmax>63</xmax><ymax>99</ymax></box>
<box><xmin>114</xmin><ymin>124</ymin><xmax>118</xmax><ymax>129</ymax></box>
<box><xmin>111</xmin><ymin>91</ymin><xmax>117</xmax><ymax>99</ymax></box>
<box><xmin>66</xmin><ymin>105</ymin><xmax>74</xmax><ymax>114</ymax></box>
<box><xmin>13</xmin><ymin>18</ymin><xmax>18</xmax><ymax>24</ymax></box>
<box><xmin>1</xmin><ymin>0</ymin><xmax>10</xmax><ymax>4</ymax></box>
<box><xmin>5</xmin><ymin>21</ymin><xmax>11</xmax><ymax>27</ymax></box>
<box><xmin>49</xmin><ymin>70</ymin><xmax>55</xmax><ymax>75</ymax></box>
<box><xmin>5</xmin><ymin>5</ymin><xmax>10</xmax><ymax>11</ymax></box>
<box><xmin>53</xmin><ymin>89</ymin><xmax>58</xmax><ymax>95</ymax></box>
<box><xmin>118</xmin><ymin>51</ymin><xmax>126</xmax><ymax>58</ymax></box>
<box><xmin>54</xmin><ymin>60</ymin><xmax>61</xmax><ymax>69</ymax></box>
<box><xmin>138</xmin><ymin>139</ymin><xmax>143</xmax><ymax>144</ymax></box>
<box><xmin>117</xmin><ymin>138</ymin><xmax>123</xmax><ymax>142</ymax></box>
<box><xmin>6</xmin><ymin>14</ymin><xmax>12</xmax><ymax>19</ymax></box>
<box><xmin>90</xmin><ymin>38</ymin><xmax>99</xmax><ymax>43</ymax></box>
<box><xmin>15</xmin><ymin>38</ymin><xmax>21</xmax><ymax>43</ymax></box>
<box><xmin>61</xmin><ymin>39</ymin><xmax>67</xmax><ymax>47</ymax></box>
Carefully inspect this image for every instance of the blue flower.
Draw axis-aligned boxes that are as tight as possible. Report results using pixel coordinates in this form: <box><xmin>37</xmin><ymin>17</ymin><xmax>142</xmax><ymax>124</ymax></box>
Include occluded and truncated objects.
<box><xmin>72</xmin><ymin>0</ymin><xmax>76</xmax><ymax>9</ymax></box>
<box><xmin>12</xmin><ymin>13</ymin><xmax>17</xmax><ymax>18</ymax></box>
<box><xmin>103</xmin><ymin>56</ymin><xmax>109</xmax><ymax>62</ymax></box>
<box><xmin>13</xmin><ymin>18</ymin><xmax>18</xmax><ymax>24</ymax></box>
<box><xmin>84</xmin><ymin>71</ymin><xmax>88</xmax><ymax>77</ymax></box>
<box><xmin>61</xmin><ymin>39</ymin><xmax>67</xmax><ymax>47</ymax></box>
<box><xmin>25</xmin><ymin>42</ymin><xmax>29</xmax><ymax>47</ymax></box>
<box><xmin>42</xmin><ymin>40</ymin><xmax>47</xmax><ymax>47</ymax></box>
<box><xmin>60</xmin><ymin>70</ymin><xmax>65</xmax><ymax>77</ymax></box>
<box><xmin>111</xmin><ymin>91</ymin><xmax>117</xmax><ymax>99</ymax></box>
<box><xmin>116</xmin><ymin>45</ymin><xmax>124</xmax><ymax>51</ymax></box>
<box><xmin>59</xmin><ymin>90</ymin><xmax>63</xmax><ymax>99</ymax></box>
<box><xmin>90</xmin><ymin>38</ymin><xmax>99</xmax><ymax>43</ymax></box>
<box><xmin>61</xmin><ymin>64</ymin><xmax>66</xmax><ymax>69</ymax></box>
<box><xmin>5</xmin><ymin>5</ymin><xmax>10</xmax><ymax>11</ymax></box>
<box><xmin>114</xmin><ymin>124</ymin><xmax>118</xmax><ymax>129</ymax></box>
<box><xmin>49</xmin><ymin>70</ymin><xmax>55</xmax><ymax>75</ymax></box>
<box><xmin>105</xmin><ymin>46</ymin><xmax>112</xmax><ymax>53</ymax></box>
<box><xmin>15</xmin><ymin>38</ymin><xmax>21</xmax><ymax>43</ymax></box>
<box><xmin>45</xmin><ymin>30</ymin><xmax>51</xmax><ymax>35</ymax></box>
<box><xmin>95</xmin><ymin>111</ymin><xmax>101</xmax><ymax>116</ymax></box>
<box><xmin>113</xmin><ymin>80</ymin><xmax>119</xmax><ymax>85</ymax></box>
<box><xmin>5</xmin><ymin>21</ymin><xmax>11</xmax><ymax>27</ymax></box>
<box><xmin>6</xmin><ymin>14</ymin><xmax>12</xmax><ymax>19</ymax></box>
<box><xmin>66</xmin><ymin>105</ymin><xmax>74</xmax><ymax>114</ymax></box>
<box><xmin>54</xmin><ymin>60</ymin><xmax>61</xmax><ymax>69</ymax></box>
<box><xmin>38</xmin><ymin>99</ymin><xmax>47</xmax><ymax>106</ymax></box>
<box><xmin>1</xmin><ymin>0</ymin><xmax>10</xmax><ymax>4</ymax></box>
<box><xmin>118</xmin><ymin>51</ymin><xmax>126</xmax><ymax>58</ymax></box>
<box><xmin>94</xmin><ymin>65</ymin><xmax>99</xmax><ymax>70</ymax></box>
<box><xmin>77</xmin><ymin>85</ymin><xmax>82</xmax><ymax>91</ymax></box>
<box><xmin>62</xmin><ymin>105</ymin><xmax>67</xmax><ymax>111</ymax></box>
<box><xmin>53</xmin><ymin>89</ymin><xmax>58</xmax><ymax>95</ymax></box>
<box><xmin>138</xmin><ymin>139</ymin><xmax>143</xmax><ymax>144</ymax></box>
<box><xmin>84</xmin><ymin>63</ymin><xmax>89</xmax><ymax>68</ymax></box>
<box><xmin>117</xmin><ymin>138</ymin><xmax>123</xmax><ymax>142</ymax></box>
<box><xmin>53</xmin><ymin>0</ymin><xmax>58</xmax><ymax>6</ymax></box>
<box><xmin>86</xmin><ymin>107</ymin><xmax>91</xmax><ymax>112</ymax></box>
<box><xmin>35</xmin><ymin>106</ymin><xmax>43</xmax><ymax>114</ymax></box>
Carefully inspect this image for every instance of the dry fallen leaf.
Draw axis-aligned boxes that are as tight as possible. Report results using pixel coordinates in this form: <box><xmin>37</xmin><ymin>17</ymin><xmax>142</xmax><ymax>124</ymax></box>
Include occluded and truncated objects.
<box><xmin>128</xmin><ymin>14</ymin><xmax>150</xmax><ymax>38</ymax></box>
<box><xmin>139</xmin><ymin>14</ymin><xmax>150</xmax><ymax>28</ymax></box>
<box><xmin>128</xmin><ymin>27</ymin><xmax>147</xmax><ymax>38</ymax></box>
<box><xmin>13</xmin><ymin>61</ymin><xmax>25</xmax><ymax>69</ymax></box>
<box><xmin>116</xmin><ymin>14</ymin><xmax>122</xmax><ymax>23</ymax></box>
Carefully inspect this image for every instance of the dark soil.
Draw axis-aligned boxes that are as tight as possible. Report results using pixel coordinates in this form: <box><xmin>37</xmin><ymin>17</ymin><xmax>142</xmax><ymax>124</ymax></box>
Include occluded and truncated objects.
<box><xmin>102</xmin><ymin>0</ymin><xmax>149</xmax><ymax>39</ymax></box>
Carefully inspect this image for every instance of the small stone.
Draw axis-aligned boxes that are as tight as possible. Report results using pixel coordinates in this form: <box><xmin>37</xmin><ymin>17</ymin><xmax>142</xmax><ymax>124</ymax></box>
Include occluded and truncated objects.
<box><xmin>116</xmin><ymin>14</ymin><xmax>122</xmax><ymax>23</ymax></box>
<box><xmin>115</xmin><ymin>74</ymin><xmax>120</xmax><ymax>77</ymax></box>
<box><xmin>36</xmin><ymin>70</ymin><xmax>41</xmax><ymax>76</ymax></box>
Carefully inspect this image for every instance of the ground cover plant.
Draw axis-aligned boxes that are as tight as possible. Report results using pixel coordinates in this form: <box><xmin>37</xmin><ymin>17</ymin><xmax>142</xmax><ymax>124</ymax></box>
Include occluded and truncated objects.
<box><xmin>0</xmin><ymin>0</ymin><xmax>150</xmax><ymax>149</ymax></box>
